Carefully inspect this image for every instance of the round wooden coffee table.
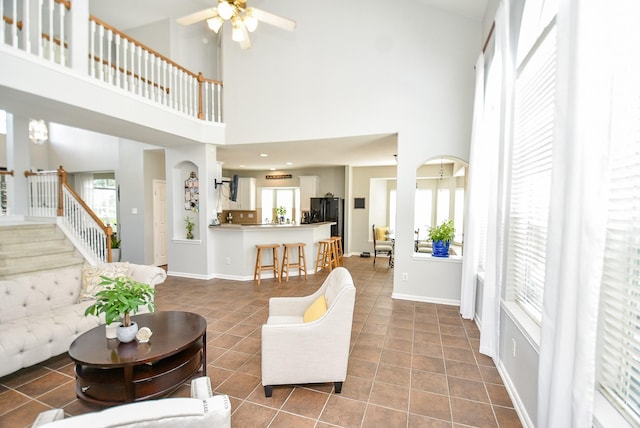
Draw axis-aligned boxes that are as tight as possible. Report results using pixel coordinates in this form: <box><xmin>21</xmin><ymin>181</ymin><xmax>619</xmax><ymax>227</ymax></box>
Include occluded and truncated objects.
<box><xmin>69</xmin><ymin>311</ymin><xmax>207</xmax><ymax>405</ymax></box>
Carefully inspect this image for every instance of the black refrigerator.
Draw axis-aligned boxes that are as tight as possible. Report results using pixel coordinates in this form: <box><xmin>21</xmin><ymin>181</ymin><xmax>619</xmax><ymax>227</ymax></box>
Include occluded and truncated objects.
<box><xmin>310</xmin><ymin>197</ymin><xmax>344</xmax><ymax>240</ymax></box>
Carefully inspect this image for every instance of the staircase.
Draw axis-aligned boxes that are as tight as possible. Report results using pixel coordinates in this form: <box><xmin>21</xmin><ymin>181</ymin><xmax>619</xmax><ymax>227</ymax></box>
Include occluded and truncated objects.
<box><xmin>0</xmin><ymin>223</ymin><xmax>85</xmax><ymax>279</ymax></box>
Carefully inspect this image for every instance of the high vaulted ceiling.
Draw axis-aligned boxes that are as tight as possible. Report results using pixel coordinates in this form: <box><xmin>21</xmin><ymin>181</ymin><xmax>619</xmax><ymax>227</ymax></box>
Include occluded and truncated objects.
<box><xmin>88</xmin><ymin>0</ymin><xmax>487</xmax><ymax>170</ymax></box>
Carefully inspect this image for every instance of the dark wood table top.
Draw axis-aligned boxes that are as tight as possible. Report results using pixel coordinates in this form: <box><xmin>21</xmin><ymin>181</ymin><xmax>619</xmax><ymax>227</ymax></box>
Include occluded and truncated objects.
<box><xmin>69</xmin><ymin>311</ymin><xmax>207</xmax><ymax>368</ymax></box>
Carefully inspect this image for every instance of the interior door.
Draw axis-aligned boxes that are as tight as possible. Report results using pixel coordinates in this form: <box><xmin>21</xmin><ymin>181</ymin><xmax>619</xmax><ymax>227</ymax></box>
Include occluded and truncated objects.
<box><xmin>153</xmin><ymin>179</ymin><xmax>167</xmax><ymax>266</ymax></box>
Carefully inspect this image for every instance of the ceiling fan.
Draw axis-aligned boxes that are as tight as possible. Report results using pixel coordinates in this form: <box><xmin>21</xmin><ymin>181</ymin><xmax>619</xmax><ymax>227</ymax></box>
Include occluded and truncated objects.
<box><xmin>177</xmin><ymin>0</ymin><xmax>296</xmax><ymax>50</ymax></box>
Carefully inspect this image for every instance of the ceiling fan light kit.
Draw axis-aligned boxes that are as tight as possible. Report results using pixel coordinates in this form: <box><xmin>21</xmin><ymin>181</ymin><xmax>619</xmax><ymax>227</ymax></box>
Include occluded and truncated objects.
<box><xmin>177</xmin><ymin>0</ymin><xmax>296</xmax><ymax>49</ymax></box>
<box><xmin>206</xmin><ymin>16</ymin><xmax>224</xmax><ymax>33</ymax></box>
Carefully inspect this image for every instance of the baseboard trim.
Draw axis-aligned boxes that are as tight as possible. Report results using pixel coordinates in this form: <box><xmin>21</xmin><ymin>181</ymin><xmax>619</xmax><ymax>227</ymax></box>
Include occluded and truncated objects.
<box><xmin>391</xmin><ymin>292</ymin><xmax>460</xmax><ymax>306</ymax></box>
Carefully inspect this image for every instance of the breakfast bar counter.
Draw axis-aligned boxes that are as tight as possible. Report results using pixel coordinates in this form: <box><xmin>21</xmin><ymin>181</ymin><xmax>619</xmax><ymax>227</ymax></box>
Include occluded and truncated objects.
<box><xmin>209</xmin><ymin>222</ymin><xmax>334</xmax><ymax>281</ymax></box>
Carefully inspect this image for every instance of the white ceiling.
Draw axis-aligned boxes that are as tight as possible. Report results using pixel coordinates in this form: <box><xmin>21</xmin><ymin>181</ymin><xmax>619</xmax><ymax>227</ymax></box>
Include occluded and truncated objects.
<box><xmin>89</xmin><ymin>0</ymin><xmax>488</xmax><ymax>31</ymax></box>
<box><xmin>88</xmin><ymin>0</ymin><xmax>487</xmax><ymax>170</ymax></box>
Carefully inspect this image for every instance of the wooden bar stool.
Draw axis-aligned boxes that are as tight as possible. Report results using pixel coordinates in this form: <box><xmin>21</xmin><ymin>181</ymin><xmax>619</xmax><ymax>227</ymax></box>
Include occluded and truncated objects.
<box><xmin>315</xmin><ymin>239</ymin><xmax>337</xmax><ymax>273</ymax></box>
<box><xmin>254</xmin><ymin>244</ymin><xmax>281</xmax><ymax>285</ymax></box>
<box><xmin>331</xmin><ymin>236</ymin><xmax>344</xmax><ymax>267</ymax></box>
<box><xmin>281</xmin><ymin>242</ymin><xmax>308</xmax><ymax>282</ymax></box>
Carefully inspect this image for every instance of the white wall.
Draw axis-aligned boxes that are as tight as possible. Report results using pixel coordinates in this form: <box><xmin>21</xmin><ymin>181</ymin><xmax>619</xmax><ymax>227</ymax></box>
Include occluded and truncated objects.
<box><xmin>48</xmin><ymin>123</ymin><xmax>119</xmax><ymax>172</ymax></box>
<box><xmin>165</xmin><ymin>143</ymin><xmax>220</xmax><ymax>278</ymax></box>
<box><xmin>124</xmin><ymin>18</ymin><xmax>219</xmax><ymax>79</ymax></box>
<box><xmin>221</xmin><ymin>0</ymin><xmax>481</xmax><ymax>301</ymax></box>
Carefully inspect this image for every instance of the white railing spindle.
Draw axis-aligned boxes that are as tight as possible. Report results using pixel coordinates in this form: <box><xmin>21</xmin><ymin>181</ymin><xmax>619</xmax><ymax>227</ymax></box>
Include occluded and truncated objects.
<box><xmin>47</xmin><ymin>0</ymin><xmax>54</xmax><ymax>60</ymax></box>
<box><xmin>58</xmin><ymin>1</ymin><xmax>64</xmax><ymax>65</ymax></box>
<box><xmin>106</xmin><ymin>29</ymin><xmax>113</xmax><ymax>83</ymax></box>
<box><xmin>98</xmin><ymin>24</ymin><xmax>104</xmax><ymax>81</ymax></box>
<box><xmin>114</xmin><ymin>33</ymin><xmax>120</xmax><ymax>88</ymax></box>
<box><xmin>89</xmin><ymin>18</ymin><xmax>95</xmax><ymax>77</ymax></box>
<box><xmin>11</xmin><ymin>0</ymin><xmax>18</xmax><ymax>48</ymax></box>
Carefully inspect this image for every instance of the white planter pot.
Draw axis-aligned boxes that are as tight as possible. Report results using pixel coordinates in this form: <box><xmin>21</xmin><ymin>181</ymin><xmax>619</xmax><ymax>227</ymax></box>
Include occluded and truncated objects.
<box><xmin>111</xmin><ymin>248</ymin><xmax>121</xmax><ymax>262</ymax></box>
<box><xmin>105</xmin><ymin>322</ymin><xmax>121</xmax><ymax>339</ymax></box>
<box><xmin>117</xmin><ymin>321</ymin><xmax>139</xmax><ymax>343</ymax></box>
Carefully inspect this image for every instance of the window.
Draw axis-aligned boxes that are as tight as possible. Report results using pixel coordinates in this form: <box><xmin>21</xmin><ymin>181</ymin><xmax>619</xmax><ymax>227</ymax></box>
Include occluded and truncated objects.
<box><xmin>597</xmin><ymin>67</ymin><xmax>640</xmax><ymax>427</ymax></box>
<box><xmin>92</xmin><ymin>177</ymin><xmax>118</xmax><ymax>231</ymax></box>
<box><xmin>454</xmin><ymin>188</ymin><xmax>464</xmax><ymax>243</ymax></box>
<box><xmin>505</xmin><ymin>22</ymin><xmax>557</xmax><ymax>325</ymax></box>
<box><xmin>436</xmin><ymin>188</ymin><xmax>450</xmax><ymax>226</ymax></box>
<box><xmin>389</xmin><ymin>189</ymin><xmax>397</xmax><ymax>230</ymax></box>
<box><xmin>415</xmin><ymin>188</ymin><xmax>433</xmax><ymax>240</ymax></box>
<box><xmin>261</xmin><ymin>188</ymin><xmax>300</xmax><ymax>223</ymax></box>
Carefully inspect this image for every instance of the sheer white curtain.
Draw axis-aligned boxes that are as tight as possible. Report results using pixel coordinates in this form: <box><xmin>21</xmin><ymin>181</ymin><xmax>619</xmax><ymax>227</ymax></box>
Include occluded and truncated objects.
<box><xmin>459</xmin><ymin>53</ymin><xmax>484</xmax><ymax>319</ymax></box>
<box><xmin>536</xmin><ymin>0</ymin><xmax>611</xmax><ymax>426</ymax></box>
<box><xmin>74</xmin><ymin>173</ymin><xmax>94</xmax><ymax>207</ymax></box>
<box><xmin>478</xmin><ymin>2</ymin><xmax>508</xmax><ymax>359</ymax></box>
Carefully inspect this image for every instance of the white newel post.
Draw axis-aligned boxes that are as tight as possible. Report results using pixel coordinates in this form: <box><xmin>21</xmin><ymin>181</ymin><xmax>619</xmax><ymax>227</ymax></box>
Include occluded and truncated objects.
<box><xmin>69</xmin><ymin>0</ymin><xmax>89</xmax><ymax>74</ymax></box>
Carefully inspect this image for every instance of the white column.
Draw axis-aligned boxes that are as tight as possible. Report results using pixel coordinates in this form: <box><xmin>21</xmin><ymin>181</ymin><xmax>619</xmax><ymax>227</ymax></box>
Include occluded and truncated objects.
<box><xmin>69</xmin><ymin>0</ymin><xmax>88</xmax><ymax>74</ymax></box>
<box><xmin>5</xmin><ymin>114</ymin><xmax>31</xmax><ymax>216</ymax></box>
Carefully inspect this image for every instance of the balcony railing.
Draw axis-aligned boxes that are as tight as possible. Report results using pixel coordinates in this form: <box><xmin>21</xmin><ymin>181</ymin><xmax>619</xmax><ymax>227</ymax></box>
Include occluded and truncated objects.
<box><xmin>1</xmin><ymin>0</ymin><xmax>223</xmax><ymax>123</ymax></box>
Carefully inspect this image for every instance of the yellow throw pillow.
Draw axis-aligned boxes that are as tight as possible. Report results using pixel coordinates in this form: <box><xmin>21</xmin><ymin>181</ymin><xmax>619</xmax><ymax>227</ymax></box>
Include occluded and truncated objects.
<box><xmin>303</xmin><ymin>295</ymin><xmax>327</xmax><ymax>323</ymax></box>
<box><xmin>376</xmin><ymin>226</ymin><xmax>389</xmax><ymax>241</ymax></box>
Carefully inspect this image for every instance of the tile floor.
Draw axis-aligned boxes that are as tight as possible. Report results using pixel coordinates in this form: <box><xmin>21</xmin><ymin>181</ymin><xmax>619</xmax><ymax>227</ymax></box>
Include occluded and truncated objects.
<box><xmin>0</xmin><ymin>256</ymin><xmax>522</xmax><ymax>428</ymax></box>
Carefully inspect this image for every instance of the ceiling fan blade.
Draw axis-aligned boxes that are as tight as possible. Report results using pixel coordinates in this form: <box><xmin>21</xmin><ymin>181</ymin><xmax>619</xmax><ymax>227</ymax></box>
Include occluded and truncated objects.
<box><xmin>176</xmin><ymin>7</ymin><xmax>218</xmax><ymax>26</ymax></box>
<box><xmin>239</xmin><ymin>24</ymin><xmax>252</xmax><ymax>50</ymax></box>
<box><xmin>250</xmin><ymin>8</ymin><xmax>296</xmax><ymax>32</ymax></box>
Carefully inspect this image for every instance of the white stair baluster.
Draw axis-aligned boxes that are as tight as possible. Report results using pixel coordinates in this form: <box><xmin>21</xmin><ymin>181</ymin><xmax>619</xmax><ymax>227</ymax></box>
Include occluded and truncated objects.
<box><xmin>143</xmin><ymin>49</ymin><xmax>149</xmax><ymax>98</ymax></box>
<box><xmin>98</xmin><ymin>24</ymin><xmax>104</xmax><ymax>81</ymax></box>
<box><xmin>121</xmin><ymin>38</ymin><xmax>128</xmax><ymax>91</ymax></box>
<box><xmin>136</xmin><ymin>45</ymin><xmax>142</xmax><ymax>96</ymax></box>
<box><xmin>0</xmin><ymin>0</ymin><xmax>4</xmax><ymax>45</ymax></box>
<box><xmin>11</xmin><ymin>0</ymin><xmax>17</xmax><ymax>48</ymax></box>
<box><xmin>47</xmin><ymin>0</ymin><xmax>54</xmax><ymax>60</ymax></box>
<box><xmin>89</xmin><ymin>19</ymin><xmax>96</xmax><ymax>78</ymax></box>
<box><xmin>106</xmin><ymin>30</ymin><xmax>113</xmax><ymax>84</ymax></box>
<box><xmin>114</xmin><ymin>33</ymin><xmax>120</xmax><ymax>88</ymax></box>
<box><xmin>58</xmin><ymin>1</ymin><xmax>64</xmax><ymax>65</ymax></box>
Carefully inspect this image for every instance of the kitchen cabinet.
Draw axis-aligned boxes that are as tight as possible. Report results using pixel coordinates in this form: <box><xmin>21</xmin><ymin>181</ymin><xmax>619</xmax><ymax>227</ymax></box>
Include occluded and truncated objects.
<box><xmin>299</xmin><ymin>176</ymin><xmax>318</xmax><ymax>211</ymax></box>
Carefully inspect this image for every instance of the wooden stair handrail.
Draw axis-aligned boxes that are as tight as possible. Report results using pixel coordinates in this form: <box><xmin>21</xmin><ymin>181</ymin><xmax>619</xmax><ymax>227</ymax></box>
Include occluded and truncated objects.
<box><xmin>24</xmin><ymin>166</ymin><xmax>114</xmax><ymax>262</ymax></box>
<box><xmin>0</xmin><ymin>170</ymin><xmax>14</xmax><ymax>176</ymax></box>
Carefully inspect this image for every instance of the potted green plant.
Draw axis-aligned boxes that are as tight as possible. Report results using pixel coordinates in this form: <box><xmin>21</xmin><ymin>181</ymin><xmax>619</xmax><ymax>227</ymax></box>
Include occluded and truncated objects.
<box><xmin>84</xmin><ymin>276</ymin><xmax>156</xmax><ymax>342</ymax></box>
<box><xmin>110</xmin><ymin>232</ymin><xmax>121</xmax><ymax>262</ymax></box>
<box><xmin>276</xmin><ymin>206</ymin><xmax>287</xmax><ymax>224</ymax></box>
<box><xmin>185</xmin><ymin>216</ymin><xmax>195</xmax><ymax>239</ymax></box>
<box><xmin>428</xmin><ymin>219</ymin><xmax>455</xmax><ymax>258</ymax></box>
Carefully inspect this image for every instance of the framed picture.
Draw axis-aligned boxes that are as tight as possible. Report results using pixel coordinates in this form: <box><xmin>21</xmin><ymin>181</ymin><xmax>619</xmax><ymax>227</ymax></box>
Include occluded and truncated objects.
<box><xmin>354</xmin><ymin>198</ymin><xmax>365</xmax><ymax>209</ymax></box>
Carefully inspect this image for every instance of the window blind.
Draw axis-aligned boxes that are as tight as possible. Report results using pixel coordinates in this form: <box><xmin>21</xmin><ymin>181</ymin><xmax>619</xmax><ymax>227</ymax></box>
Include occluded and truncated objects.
<box><xmin>598</xmin><ymin>93</ymin><xmax>640</xmax><ymax>426</ymax></box>
<box><xmin>505</xmin><ymin>24</ymin><xmax>556</xmax><ymax>324</ymax></box>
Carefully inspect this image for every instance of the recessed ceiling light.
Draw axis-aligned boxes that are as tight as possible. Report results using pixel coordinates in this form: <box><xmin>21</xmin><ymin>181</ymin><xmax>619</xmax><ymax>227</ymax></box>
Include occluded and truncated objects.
<box><xmin>260</xmin><ymin>153</ymin><xmax>268</xmax><ymax>157</ymax></box>
<box><xmin>239</xmin><ymin>165</ymin><xmax>245</xmax><ymax>168</ymax></box>
<box><xmin>286</xmin><ymin>162</ymin><xmax>293</xmax><ymax>165</ymax></box>
<box><xmin>270</xmin><ymin>168</ymin><xmax>276</xmax><ymax>171</ymax></box>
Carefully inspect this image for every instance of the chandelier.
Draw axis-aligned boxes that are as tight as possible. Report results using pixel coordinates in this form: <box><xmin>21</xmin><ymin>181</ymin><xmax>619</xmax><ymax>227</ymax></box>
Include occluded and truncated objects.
<box><xmin>206</xmin><ymin>1</ymin><xmax>259</xmax><ymax>43</ymax></box>
<box><xmin>29</xmin><ymin>119</ymin><xmax>48</xmax><ymax>144</ymax></box>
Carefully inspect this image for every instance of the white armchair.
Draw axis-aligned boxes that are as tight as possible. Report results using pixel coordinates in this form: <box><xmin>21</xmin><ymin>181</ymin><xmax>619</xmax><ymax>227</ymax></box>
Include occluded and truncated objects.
<box><xmin>261</xmin><ymin>267</ymin><xmax>356</xmax><ymax>397</ymax></box>
<box><xmin>31</xmin><ymin>377</ymin><xmax>231</xmax><ymax>428</ymax></box>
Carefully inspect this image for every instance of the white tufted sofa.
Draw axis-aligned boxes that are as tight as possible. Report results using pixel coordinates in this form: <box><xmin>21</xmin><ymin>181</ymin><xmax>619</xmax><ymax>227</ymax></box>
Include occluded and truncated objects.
<box><xmin>0</xmin><ymin>263</ymin><xmax>167</xmax><ymax>378</ymax></box>
<box><xmin>31</xmin><ymin>376</ymin><xmax>231</xmax><ymax>428</ymax></box>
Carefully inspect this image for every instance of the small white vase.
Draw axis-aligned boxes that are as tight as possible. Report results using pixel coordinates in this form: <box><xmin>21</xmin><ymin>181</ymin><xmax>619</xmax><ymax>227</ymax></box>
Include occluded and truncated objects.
<box><xmin>116</xmin><ymin>321</ymin><xmax>139</xmax><ymax>343</ymax></box>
